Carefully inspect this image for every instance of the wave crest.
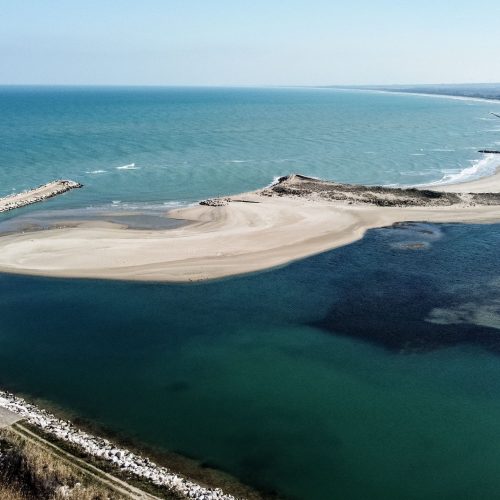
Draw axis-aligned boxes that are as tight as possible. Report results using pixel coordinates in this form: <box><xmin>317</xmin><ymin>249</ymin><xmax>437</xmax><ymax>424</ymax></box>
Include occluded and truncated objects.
<box><xmin>427</xmin><ymin>154</ymin><xmax>500</xmax><ymax>186</ymax></box>
<box><xmin>116</xmin><ymin>163</ymin><xmax>139</xmax><ymax>170</ymax></box>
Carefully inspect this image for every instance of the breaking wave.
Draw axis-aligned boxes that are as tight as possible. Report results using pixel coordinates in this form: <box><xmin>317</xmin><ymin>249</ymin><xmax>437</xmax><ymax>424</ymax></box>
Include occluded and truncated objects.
<box><xmin>427</xmin><ymin>154</ymin><xmax>500</xmax><ymax>187</ymax></box>
<box><xmin>116</xmin><ymin>163</ymin><xmax>139</xmax><ymax>170</ymax></box>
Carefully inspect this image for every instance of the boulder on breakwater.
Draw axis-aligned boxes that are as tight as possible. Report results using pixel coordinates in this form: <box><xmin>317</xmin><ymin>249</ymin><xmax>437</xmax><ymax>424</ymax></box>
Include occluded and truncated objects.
<box><xmin>199</xmin><ymin>198</ymin><xmax>230</xmax><ymax>207</ymax></box>
<box><xmin>0</xmin><ymin>180</ymin><xmax>83</xmax><ymax>213</ymax></box>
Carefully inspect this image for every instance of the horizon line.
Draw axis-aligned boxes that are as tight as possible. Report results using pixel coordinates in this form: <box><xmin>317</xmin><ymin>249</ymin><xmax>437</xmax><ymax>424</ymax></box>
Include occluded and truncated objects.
<box><xmin>0</xmin><ymin>82</ymin><xmax>500</xmax><ymax>88</ymax></box>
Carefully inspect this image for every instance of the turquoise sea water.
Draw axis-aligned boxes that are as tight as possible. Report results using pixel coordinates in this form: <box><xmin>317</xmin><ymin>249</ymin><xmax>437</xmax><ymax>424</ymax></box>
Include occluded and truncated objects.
<box><xmin>2</xmin><ymin>87</ymin><xmax>500</xmax><ymax>499</ymax></box>
<box><xmin>1</xmin><ymin>87</ymin><xmax>500</xmax><ymax>211</ymax></box>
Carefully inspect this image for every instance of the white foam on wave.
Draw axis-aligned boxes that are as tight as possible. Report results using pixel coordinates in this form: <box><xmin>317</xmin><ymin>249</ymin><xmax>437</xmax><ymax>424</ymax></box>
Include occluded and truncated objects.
<box><xmin>116</xmin><ymin>163</ymin><xmax>139</xmax><ymax>170</ymax></box>
<box><xmin>79</xmin><ymin>200</ymin><xmax>192</xmax><ymax>213</ymax></box>
<box><xmin>425</xmin><ymin>154</ymin><xmax>500</xmax><ymax>187</ymax></box>
<box><xmin>106</xmin><ymin>200</ymin><xmax>190</xmax><ymax>211</ymax></box>
<box><xmin>399</xmin><ymin>170</ymin><xmax>435</xmax><ymax>177</ymax></box>
<box><xmin>86</xmin><ymin>169</ymin><xmax>107</xmax><ymax>174</ymax></box>
<box><xmin>266</xmin><ymin>176</ymin><xmax>284</xmax><ymax>188</ymax></box>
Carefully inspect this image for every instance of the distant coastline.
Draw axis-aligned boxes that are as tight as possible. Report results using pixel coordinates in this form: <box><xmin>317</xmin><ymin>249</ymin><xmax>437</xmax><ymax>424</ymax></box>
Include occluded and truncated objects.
<box><xmin>322</xmin><ymin>83</ymin><xmax>500</xmax><ymax>103</ymax></box>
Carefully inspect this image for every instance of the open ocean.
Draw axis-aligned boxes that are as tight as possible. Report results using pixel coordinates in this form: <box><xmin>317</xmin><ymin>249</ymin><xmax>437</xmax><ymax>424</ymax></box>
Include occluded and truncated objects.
<box><xmin>1</xmin><ymin>86</ymin><xmax>500</xmax><ymax>208</ymax></box>
<box><xmin>1</xmin><ymin>87</ymin><xmax>500</xmax><ymax>499</ymax></box>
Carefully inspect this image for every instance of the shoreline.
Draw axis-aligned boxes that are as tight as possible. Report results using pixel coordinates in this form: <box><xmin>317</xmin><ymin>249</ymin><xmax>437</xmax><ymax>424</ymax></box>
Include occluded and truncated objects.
<box><xmin>0</xmin><ymin>389</ymin><xmax>262</xmax><ymax>500</ymax></box>
<box><xmin>323</xmin><ymin>86</ymin><xmax>500</xmax><ymax>105</ymax></box>
<box><xmin>1</xmin><ymin>171</ymin><xmax>500</xmax><ymax>282</ymax></box>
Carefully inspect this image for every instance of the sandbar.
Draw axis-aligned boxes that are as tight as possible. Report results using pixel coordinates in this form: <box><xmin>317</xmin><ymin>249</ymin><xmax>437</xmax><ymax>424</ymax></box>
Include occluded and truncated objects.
<box><xmin>0</xmin><ymin>172</ymin><xmax>500</xmax><ymax>282</ymax></box>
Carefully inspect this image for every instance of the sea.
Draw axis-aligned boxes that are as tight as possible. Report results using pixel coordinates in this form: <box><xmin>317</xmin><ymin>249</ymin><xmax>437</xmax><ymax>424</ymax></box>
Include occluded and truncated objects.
<box><xmin>1</xmin><ymin>87</ymin><xmax>500</xmax><ymax>499</ymax></box>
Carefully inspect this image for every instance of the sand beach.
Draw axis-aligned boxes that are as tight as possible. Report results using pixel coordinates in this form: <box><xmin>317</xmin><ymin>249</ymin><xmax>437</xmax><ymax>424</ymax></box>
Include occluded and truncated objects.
<box><xmin>1</xmin><ymin>171</ymin><xmax>500</xmax><ymax>282</ymax></box>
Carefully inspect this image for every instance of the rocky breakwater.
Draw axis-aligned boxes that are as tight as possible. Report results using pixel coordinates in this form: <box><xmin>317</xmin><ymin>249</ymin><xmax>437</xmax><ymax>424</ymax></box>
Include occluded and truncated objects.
<box><xmin>0</xmin><ymin>180</ymin><xmax>83</xmax><ymax>213</ymax></box>
<box><xmin>0</xmin><ymin>391</ymin><xmax>239</xmax><ymax>500</ymax></box>
<box><xmin>199</xmin><ymin>198</ymin><xmax>230</xmax><ymax>207</ymax></box>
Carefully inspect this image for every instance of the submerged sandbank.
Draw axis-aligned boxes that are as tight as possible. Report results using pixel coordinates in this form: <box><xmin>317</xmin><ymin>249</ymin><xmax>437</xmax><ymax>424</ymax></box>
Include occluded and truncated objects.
<box><xmin>0</xmin><ymin>207</ymin><xmax>186</xmax><ymax>235</ymax></box>
<box><xmin>0</xmin><ymin>172</ymin><xmax>500</xmax><ymax>281</ymax></box>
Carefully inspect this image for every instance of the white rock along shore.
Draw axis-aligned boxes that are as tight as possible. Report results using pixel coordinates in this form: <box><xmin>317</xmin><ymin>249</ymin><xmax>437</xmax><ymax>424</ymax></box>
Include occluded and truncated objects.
<box><xmin>0</xmin><ymin>390</ymin><xmax>239</xmax><ymax>500</ymax></box>
<box><xmin>0</xmin><ymin>180</ymin><xmax>82</xmax><ymax>213</ymax></box>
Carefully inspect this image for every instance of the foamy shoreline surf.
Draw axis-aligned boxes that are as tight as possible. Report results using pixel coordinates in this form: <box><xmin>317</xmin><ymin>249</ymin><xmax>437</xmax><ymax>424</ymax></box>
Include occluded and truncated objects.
<box><xmin>1</xmin><ymin>168</ymin><xmax>500</xmax><ymax>282</ymax></box>
<box><xmin>418</xmin><ymin>154</ymin><xmax>500</xmax><ymax>188</ymax></box>
<box><xmin>326</xmin><ymin>86</ymin><xmax>500</xmax><ymax>105</ymax></box>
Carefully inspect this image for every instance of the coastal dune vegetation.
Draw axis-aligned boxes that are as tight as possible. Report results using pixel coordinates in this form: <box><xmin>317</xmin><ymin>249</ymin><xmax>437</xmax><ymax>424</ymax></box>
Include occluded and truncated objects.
<box><xmin>0</xmin><ymin>427</ymin><xmax>123</xmax><ymax>499</ymax></box>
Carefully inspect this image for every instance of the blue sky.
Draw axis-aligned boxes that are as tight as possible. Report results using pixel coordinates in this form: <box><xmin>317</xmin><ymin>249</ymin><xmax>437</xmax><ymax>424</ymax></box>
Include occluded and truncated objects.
<box><xmin>1</xmin><ymin>0</ymin><xmax>500</xmax><ymax>85</ymax></box>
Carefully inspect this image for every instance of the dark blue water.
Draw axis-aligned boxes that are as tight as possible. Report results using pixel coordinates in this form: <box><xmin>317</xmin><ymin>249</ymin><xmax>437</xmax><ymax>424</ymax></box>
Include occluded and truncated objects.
<box><xmin>2</xmin><ymin>222</ymin><xmax>500</xmax><ymax>499</ymax></box>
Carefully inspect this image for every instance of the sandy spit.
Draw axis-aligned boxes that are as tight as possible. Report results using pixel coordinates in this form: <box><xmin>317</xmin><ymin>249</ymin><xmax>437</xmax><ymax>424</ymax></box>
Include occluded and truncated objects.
<box><xmin>0</xmin><ymin>172</ymin><xmax>500</xmax><ymax>282</ymax></box>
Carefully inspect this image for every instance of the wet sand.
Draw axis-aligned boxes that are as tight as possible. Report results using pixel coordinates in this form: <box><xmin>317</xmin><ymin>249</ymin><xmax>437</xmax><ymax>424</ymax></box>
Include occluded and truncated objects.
<box><xmin>0</xmin><ymin>209</ymin><xmax>186</xmax><ymax>235</ymax></box>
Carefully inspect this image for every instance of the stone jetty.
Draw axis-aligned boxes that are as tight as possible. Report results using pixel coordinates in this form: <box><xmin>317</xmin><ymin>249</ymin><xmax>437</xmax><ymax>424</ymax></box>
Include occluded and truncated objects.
<box><xmin>0</xmin><ymin>391</ymin><xmax>239</xmax><ymax>499</ymax></box>
<box><xmin>0</xmin><ymin>180</ymin><xmax>82</xmax><ymax>213</ymax></box>
<box><xmin>199</xmin><ymin>197</ymin><xmax>230</xmax><ymax>207</ymax></box>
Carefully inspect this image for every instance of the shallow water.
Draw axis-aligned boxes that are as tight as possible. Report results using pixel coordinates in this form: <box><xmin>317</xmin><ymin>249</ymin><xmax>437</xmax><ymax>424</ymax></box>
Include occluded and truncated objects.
<box><xmin>1</xmin><ymin>222</ymin><xmax>500</xmax><ymax>499</ymax></box>
<box><xmin>0</xmin><ymin>208</ymin><xmax>186</xmax><ymax>233</ymax></box>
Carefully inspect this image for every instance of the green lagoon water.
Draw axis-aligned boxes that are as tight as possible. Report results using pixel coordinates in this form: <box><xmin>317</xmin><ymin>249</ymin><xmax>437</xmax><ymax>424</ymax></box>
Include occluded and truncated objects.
<box><xmin>2</xmin><ymin>223</ymin><xmax>500</xmax><ymax>499</ymax></box>
<box><xmin>1</xmin><ymin>87</ymin><xmax>500</xmax><ymax>499</ymax></box>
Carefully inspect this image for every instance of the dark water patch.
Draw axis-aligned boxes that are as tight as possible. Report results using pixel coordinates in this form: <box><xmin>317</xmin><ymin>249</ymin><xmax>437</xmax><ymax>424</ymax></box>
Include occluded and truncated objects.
<box><xmin>165</xmin><ymin>381</ymin><xmax>191</xmax><ymax>393</ymax></box>
<box><xmin>312</xmin><ymin>276</ymin><xmax>500</xmax><ymax>353</ymax></box>
<box><xmin>313</xmin><ymin>222</ymin><xmax>500</xmax><ymax>354</ymax></box>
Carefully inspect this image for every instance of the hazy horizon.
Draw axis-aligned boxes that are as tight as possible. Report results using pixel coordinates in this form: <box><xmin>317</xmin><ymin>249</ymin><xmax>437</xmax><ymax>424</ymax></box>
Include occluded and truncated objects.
<box><xmin>2</xmin><ymin>1</ymin><xmax>500</xmax><ymax>86</ymax></box>
<box><xmin>1</xmin><ymin>82</ymin><xmax>500</xmax><ymax>88</ymax></box>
